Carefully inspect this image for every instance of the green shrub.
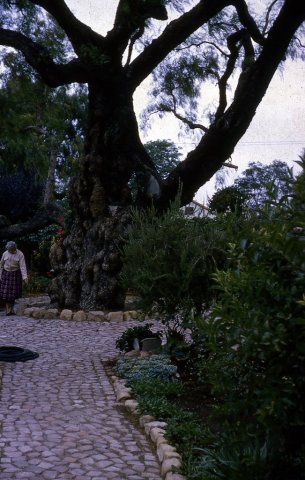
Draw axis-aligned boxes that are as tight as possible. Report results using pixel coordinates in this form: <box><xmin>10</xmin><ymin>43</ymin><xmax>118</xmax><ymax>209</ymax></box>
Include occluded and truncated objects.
<box><xmin>199</xmin><ymin>163</ymin><xmax>305</xmax><ymax>478</ymax></box>
<box><xmin>24</xmin><ymin>272</ymin><xmax>50</xmax><ymax>295</ymax></box>
<box><xmin>115</xmin><ymin>323</ymin><xmax>162</xmax><ymax>352</ymax></box>
<box><xmin>137</xmin><ymin>395</ymin><xmax>185</xmax><ymax>420</ymax></box>
<box><xmin>194</xmin><ymin>436</ymin><xmax>272</xmax><ymax>480</ymax></box>
<box><xmin>166</xmin><ymin>416</ymin><xmax>213</xmax><ymax>454</ymax></box>
<box><xmin>121</xmin><ymin>197</ymin><xmax>227</xmax><ymax>324</ymax></box>
<box><xmin>114</xmin><ymin>354</ymin><xmax>212</xmax><ymax>471</ymax></box>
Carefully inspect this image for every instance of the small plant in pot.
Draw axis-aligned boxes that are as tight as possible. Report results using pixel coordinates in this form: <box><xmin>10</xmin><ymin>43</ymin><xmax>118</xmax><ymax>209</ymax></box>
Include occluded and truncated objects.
<box><xmin>115</xmin><ymin>323</ymin><xmax>163</xmax><ymax>353</ymax></box>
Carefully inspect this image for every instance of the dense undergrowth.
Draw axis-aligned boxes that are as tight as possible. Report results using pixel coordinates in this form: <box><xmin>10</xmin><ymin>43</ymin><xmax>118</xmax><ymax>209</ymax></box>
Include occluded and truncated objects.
<box><xmin>117</xmin><ymin>160</ymin><xmax>305</xmax><ymax>479</ymax></box>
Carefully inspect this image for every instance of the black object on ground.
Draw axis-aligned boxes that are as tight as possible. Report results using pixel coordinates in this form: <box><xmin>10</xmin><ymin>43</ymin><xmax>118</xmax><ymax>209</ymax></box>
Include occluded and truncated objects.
<box><xmin>0</xmin><ymin>346</ymin><xmax>39</xmax><ymax>362</ymax></box>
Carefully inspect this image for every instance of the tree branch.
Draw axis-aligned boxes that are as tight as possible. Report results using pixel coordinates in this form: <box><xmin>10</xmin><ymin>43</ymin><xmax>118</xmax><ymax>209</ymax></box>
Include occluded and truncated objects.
<box><xmin>231</xmin><ymin>0</ymin><xmax>265</xmax><ymax>44</ymax></box>
<box><xmin>156</xmin><ymin>0</ymin><xmax>305</xmax><ymax>208</ymax></box>
<box><xmin>223</xmin><ymin>162</ymin><xmax>238</xmax><ymax>169</ymax></box>
<box><xmin>177</xmin><ymin>40</ymin><xmax>230</xmax><ymax>57</ymax></box>
<box><xmin>126</xmin><ymin>0</ymin><xmax>265</xmax><ymax>90</ymax></box>
<box><xmin>0</xmin><ymin>29</ymin><xmax>89</xmax><ymax>86</ymax></box>
<box><xmin>215</xmin><ymin>29</ymin><xmax>244</xmax><ymax>120</ymax></box>
<box><xmin>262</xmin><ymin>0</ymin><xmax>280</xmax><ymax>36</ymax></box>
<box><xmin>28</xmin><ymin>0</ymin><xmax>106</xmax><ymax>54</ymax></box>
<box><xmin>125</xmin><ymin>26</ymin><xmax>145</xmax><ymax>66</ymax></box>
<box><xmin>295</xmin><ymin>36</ymin><xmax>305</xmax><ymax>49</ymax></box>
<box><xmin>0</xmin><ymin>203</ymin><xmax>63</xmax><ymax>240</ymax></box>
<box><xmin>163</xmin><ymin>98</ymin><xmax>209</xmax><ymax>132</ymax></box>
<box><xmin>126</xmin><ymin>0</ymin><xmax>232</xmax><ymax>90</ymax></box>
<box><xmin>106</xmin><ymin>0</ymin><xmax>167</xmax><ymax>57</ymax></box>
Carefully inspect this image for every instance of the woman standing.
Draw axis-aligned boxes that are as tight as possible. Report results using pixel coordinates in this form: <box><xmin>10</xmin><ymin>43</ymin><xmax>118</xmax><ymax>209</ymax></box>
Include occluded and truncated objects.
<box><xmin>0</xmin><ymin>241</ymin><xmax>28</xmax><ymax>315</ymax></box>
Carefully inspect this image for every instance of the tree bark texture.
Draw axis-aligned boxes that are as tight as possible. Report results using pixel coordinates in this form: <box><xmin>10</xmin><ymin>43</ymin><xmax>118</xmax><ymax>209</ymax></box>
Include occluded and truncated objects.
<box><xmin>49</xmin><ymin>82</ymin><xmax>151</xmax><ymax>310</ymax></box>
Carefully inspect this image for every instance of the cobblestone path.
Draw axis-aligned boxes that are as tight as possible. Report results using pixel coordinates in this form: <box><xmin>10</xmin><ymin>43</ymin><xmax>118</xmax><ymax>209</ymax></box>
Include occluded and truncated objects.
<box><xmin>0</xmin><ymin>315</ymin><xmax>162</xmax><ymax>480</ymax></box>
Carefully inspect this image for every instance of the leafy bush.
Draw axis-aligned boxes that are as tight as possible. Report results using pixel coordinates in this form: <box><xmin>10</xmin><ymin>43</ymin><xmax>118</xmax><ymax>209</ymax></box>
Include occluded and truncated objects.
<box><xmin>199</xmin><ymin>162</ymin><xmax>305</xmax><ymax>478</ymax></box>
<box><xmin>130</xmin><ymin>377</ymin><xmax>184</xmax><ymax>398</ymax></box>
<box><xmin>137</xmin><ymin>394</ymin><xmax>185</xmax><ymax>421</ymax></box>
<box><xmin>115</xmin><ymin>323</ymin><xmax>162</xmax><ymax>352</ymax></box>
<box><xmin>121</xmin><ymin>197</ymin><xmax>227</xmax><ymax>324</ymax></box>
<box><xmin>119</xmin><ymin>158</ymin><xmax>305</xmax><ymax>480</ymax></box>
<box><xmin>194</xmin><ymin>436</ymin><xmax>272</xmax><ymax>480</ymax></box>
<box><xmin>23</xmin><ymin>273</ymin><xmax>50</xmax><ymax>295</ymax></box>
<box><xmin>166</xmin><ymin>416</ymin><xmax>213</xmax><ymax>454</ymax></box>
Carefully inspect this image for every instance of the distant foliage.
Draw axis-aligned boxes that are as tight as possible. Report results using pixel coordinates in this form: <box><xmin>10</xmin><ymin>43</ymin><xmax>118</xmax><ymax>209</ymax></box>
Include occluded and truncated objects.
<box><xmin>208</xmin><ymin>185</ymin><xmax>246</xmax><ymax>214</ymax></box>
<box><xmin>234</xmin><ymin>160</ymin><xmax>293</xmax><ymax>210</ymax></box>
<box><xmin>144</xmin><ymin>139</ymin><xmax>182</xmax><ymax>179</ymax></box>
<box><xmin>0</xmin><ymin>170</ymin><xmax>43</xmax><ymax>223</ymax></box>
<box><xmin>209</xmin><ymin>160</ymin><xmax>294</xmax><ymax>215</ymax></box>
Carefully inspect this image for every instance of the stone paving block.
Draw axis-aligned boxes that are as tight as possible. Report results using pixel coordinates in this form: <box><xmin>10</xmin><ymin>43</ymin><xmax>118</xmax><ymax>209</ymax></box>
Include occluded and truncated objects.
<box><xmin>107</xmin><ymin>311</ymin><xmax>124</xmax><ymax>322</ymax></box>
<box><xmin>161</xmin><ymin>457</ymin><xmax>182</xmax><ymax>476</ymax></box>
<box><xmin>150</xmin><ymin>426</ymin><xmax>166</xmax><ymax>443</ymax></box>
<box><xmin>31</xmin><ymin>308</ymin><xmax>47</xmax><ymax>319</ymax></box>
<box><xmin>59</xmin><ymin>309</ymin><xmax>73</xmax><ymax>320</ymax></box>
<box><xmin>43</xmin><ymin>309</ymin><xmax>59</xmax><ymax>319</ymax></box>
<box><xmin>15</xmin><ymin>304</ymin><xmax>28</xmax><ymax>315</ymax></box>
<box><xmin>124</xmin><ymin>399</ymin><xmax>139</xmax><ymax>413</ymax></box>
<box><xmin>157</xmin><ymin>443</ymin><xmax>177</xmax><ymax>462</ymax></box>
<box><xmin>139</xmin><ymin>414</ymin><xmax>155</xmax><ymax>427</ymax></box>
<box><xmin>23</xmin><ymin>307</ymin><xmax>36</xmax><ymax>316</ymax></box>
<box><xmin>73</xmin><ymin>310</ymin><xmax>88</xmax><ymax>321</ymax></box>
<box><xmin>165</xmin><ymin>473</ymin><xmax>187</xmax><ymax>480</ymax></box>
<box><xmin>87</xmin><ymin>310</ymin><xmax>106</xmax><ymax>321</ymax></box>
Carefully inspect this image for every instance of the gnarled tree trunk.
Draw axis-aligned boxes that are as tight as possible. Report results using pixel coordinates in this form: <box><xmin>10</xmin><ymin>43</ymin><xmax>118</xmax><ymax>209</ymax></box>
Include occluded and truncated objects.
<box><xmin>49</xmin><ymin>81</ymin><xmax>154</xmax><ymax>310</ymax></box>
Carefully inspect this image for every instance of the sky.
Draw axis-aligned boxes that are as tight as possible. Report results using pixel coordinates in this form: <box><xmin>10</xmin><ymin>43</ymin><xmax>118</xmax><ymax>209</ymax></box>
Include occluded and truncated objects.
<box><xmin>66</xmin><ymin>0</ymin><xmax>305</xmax><ymax>203</ymax></box>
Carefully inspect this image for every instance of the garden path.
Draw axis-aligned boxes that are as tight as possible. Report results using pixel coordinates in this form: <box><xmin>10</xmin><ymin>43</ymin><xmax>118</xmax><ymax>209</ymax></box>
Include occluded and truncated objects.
<box><xmin>0</xmin><ymin>313</ymin><xmax>162</xmax><ymax>480</ymax></box>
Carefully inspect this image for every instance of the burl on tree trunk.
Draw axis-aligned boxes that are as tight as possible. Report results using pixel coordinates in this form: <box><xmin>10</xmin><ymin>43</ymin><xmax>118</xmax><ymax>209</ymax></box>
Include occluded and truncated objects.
<box><xmin>49</xmin><ymin>207</ymin><xmax>131</xmax><ymax>310</ymax></box>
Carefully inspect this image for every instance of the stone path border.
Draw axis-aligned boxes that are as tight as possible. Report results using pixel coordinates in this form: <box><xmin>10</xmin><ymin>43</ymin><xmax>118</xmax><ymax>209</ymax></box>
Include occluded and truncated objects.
<box><xmin>15</xmin><ymin>296</ymin><xmax>142</xmax><ymax>323</ymax></box>
<box><xmin>105</xmin><ymin>363</ymin><xmax>186</xmax><ymax>480</ymax></box>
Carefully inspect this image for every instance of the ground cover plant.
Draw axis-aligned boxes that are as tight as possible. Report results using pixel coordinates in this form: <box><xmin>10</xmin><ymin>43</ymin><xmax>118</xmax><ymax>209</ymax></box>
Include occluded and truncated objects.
<box><xmin>113</xmin><ymin>353</ymin><xmax>213</xmax><ymax>465</ymax></box>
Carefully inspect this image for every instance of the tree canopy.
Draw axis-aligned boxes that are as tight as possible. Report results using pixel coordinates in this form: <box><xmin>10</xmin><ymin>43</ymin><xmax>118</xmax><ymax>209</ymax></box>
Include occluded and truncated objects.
<box><xmin>1</xmin><ymin>0</ymin><xmax>304</xmax><ymax>209</ymax></box>
<box><xmin>234</xmin><ymin>160</ymin><xmax>293</xmax><ymax>209</ymax></box>
<box><xmin>209</xmin><ymin>159</ymin><xmax>294</xmax><ymax>213</ymax></box>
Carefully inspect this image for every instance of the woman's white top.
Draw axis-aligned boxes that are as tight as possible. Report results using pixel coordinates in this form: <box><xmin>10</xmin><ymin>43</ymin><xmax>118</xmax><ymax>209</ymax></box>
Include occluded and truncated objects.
<box><xmin>0</xmin><ymin>249</ymin><xmax>28</xmax><ymax>280</ymax></box>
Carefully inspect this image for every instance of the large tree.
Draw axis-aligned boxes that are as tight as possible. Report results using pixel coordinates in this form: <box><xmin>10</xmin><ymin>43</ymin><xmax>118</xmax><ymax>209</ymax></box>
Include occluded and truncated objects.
<box><xmin>0</xmin><ymin>0</ymin><xmax>304</xmax><ymax>310</ymax></box>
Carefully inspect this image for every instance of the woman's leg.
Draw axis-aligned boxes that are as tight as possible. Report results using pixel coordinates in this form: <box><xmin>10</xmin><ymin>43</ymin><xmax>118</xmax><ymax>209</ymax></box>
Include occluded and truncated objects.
<box><xmin>5</xmin><ymin>301</ymin><xmax>14</xmax><ymax>315</ymax></box>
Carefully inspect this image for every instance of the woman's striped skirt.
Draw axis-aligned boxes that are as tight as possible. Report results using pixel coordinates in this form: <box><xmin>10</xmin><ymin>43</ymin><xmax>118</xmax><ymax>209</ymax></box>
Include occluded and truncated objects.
<box><xmin>0</xmin><ymin>270</ymin><xmax>22</xmax><ymax>301</ymax></box>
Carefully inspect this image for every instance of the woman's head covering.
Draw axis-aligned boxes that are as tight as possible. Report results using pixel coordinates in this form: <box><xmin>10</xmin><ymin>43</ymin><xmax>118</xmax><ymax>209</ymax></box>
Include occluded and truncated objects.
<box><xmin>6</xmin><ymin>241</ymin><xmax>17</xmax><ymax>250</ymax></box>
